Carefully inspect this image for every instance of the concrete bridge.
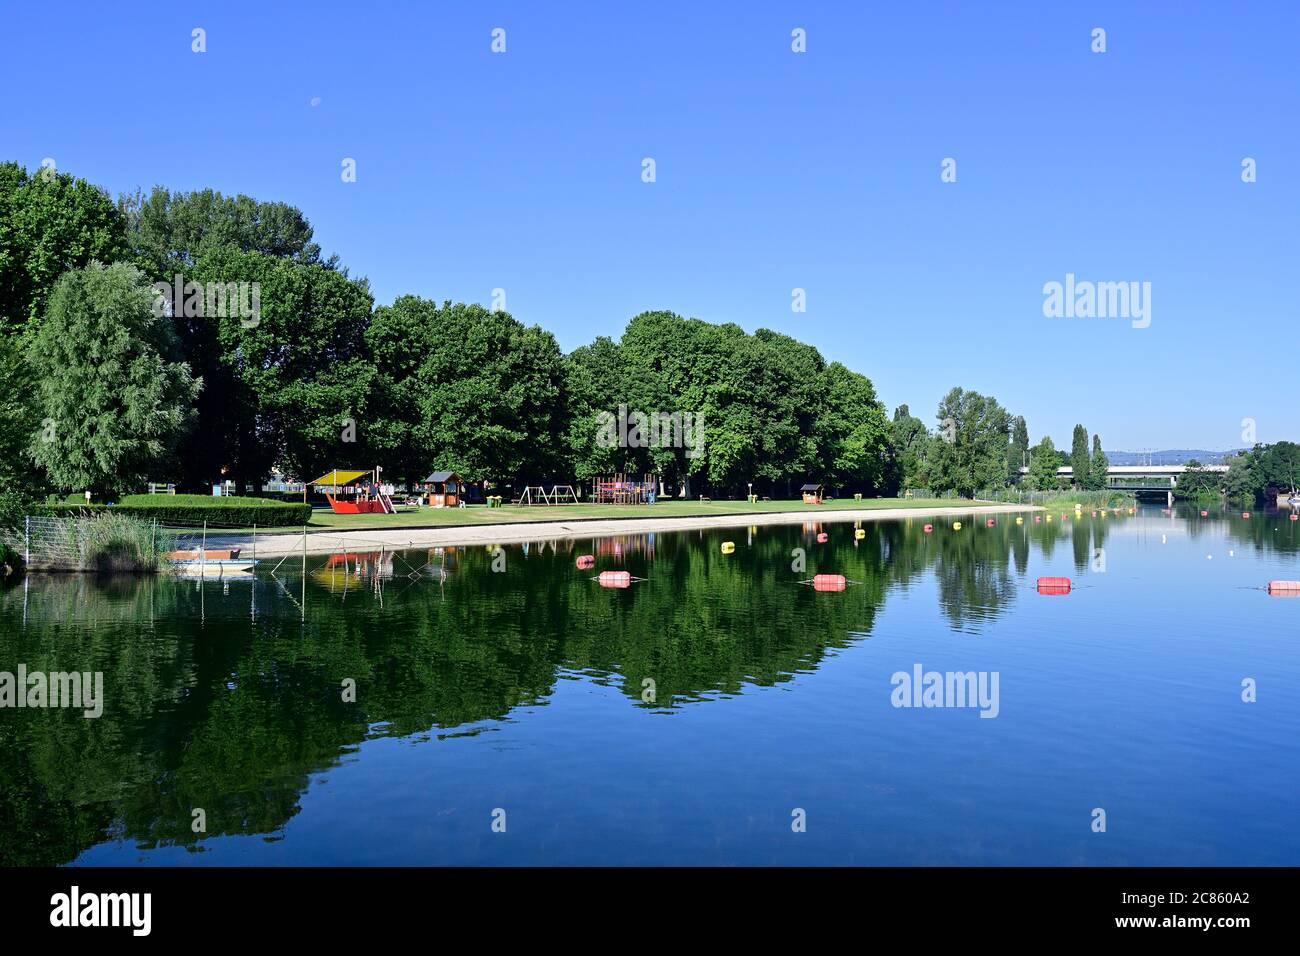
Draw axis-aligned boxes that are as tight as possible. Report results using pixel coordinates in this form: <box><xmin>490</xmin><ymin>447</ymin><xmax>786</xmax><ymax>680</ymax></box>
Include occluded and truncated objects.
<box><xmin>1017</xmin><ymin>464</ymin><xmax>1229</xmax><ymax>505</ymax></box>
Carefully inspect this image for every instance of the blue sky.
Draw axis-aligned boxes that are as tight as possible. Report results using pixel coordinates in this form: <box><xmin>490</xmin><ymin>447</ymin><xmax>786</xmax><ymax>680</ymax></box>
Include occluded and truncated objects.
<box><xmin>2</xmin><ymin>1</ymin><xmax>1296</xmax><ymax>450</ymax></box>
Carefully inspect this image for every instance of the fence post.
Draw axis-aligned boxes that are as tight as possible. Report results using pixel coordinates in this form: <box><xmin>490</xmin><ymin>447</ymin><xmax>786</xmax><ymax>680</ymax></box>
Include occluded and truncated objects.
<box><xmin>202</xmin><ymin>520</ymin><xmax>207</xmax><ymax>577</ymax></box>
<box><xmin>252</xmin><ymin>523</ymin><xmax>257</xmax><ymax>566</ymax></box>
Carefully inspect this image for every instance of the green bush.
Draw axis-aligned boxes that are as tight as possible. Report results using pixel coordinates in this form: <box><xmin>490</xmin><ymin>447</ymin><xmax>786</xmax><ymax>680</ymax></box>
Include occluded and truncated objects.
<box><xmin>110</xmin><ymin>494</ymin><xmax>311</xmax><ymax>527</ymax></box>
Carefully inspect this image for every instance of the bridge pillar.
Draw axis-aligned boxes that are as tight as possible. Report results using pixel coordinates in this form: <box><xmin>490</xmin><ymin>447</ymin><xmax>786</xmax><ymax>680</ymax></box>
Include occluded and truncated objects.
<box><xmin>1167</xmin><ymin>490</ymin><xmax>1173</xmax><ymax>508</ymax></box>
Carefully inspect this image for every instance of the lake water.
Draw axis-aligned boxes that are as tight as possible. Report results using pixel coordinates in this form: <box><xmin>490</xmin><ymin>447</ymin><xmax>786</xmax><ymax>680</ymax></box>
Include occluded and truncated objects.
<box><xmin>2</xmin><ymin>503</ymin><xmax>1297</xmax><ymax>866</ymax></box>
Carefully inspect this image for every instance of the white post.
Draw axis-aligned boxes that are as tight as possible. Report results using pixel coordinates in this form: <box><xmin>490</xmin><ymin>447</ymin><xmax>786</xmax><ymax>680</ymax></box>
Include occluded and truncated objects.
<box><xmin>201</xmin><ymin>520</ymin><xmax>207</xmax><ymax>577</ymax></box>
<box><xmin>24</xmin><ymin>516</ymin><xmax>30</xmax><ymax>566</ymax></box>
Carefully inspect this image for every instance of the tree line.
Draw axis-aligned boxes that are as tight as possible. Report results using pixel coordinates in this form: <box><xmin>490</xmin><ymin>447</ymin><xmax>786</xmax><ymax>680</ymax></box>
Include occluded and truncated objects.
<box><xmin>1</xmin><ymin>160</ymin><xmax>1293</xmax><ymax>505</ymax></box>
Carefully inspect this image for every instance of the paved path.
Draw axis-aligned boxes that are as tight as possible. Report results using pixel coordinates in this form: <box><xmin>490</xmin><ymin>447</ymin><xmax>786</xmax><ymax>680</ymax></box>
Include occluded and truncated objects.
<box><xmin>210</xmin><ymin>503</ymin><xmax>1040</xmax><ymax>559</ymax></box>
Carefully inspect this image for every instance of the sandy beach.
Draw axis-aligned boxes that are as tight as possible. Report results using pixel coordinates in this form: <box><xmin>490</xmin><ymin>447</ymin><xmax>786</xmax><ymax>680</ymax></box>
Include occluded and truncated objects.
<box><xmin>207</xmin><ymin>502</ymin><xmax>1040</xmax><ymax>559</ymax></box>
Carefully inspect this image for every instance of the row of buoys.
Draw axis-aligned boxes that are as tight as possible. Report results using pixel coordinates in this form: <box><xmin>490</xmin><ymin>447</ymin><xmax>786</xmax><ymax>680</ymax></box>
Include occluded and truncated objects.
<box><xmin>1268</xmin><ymin>580</ymin><xmax>1300</xmax><ymax>597</ymax></box>
<box><xmin>1037</xmin><ymin>576</ymin><xmax>1072</xmax><ymax>595</ymax></box>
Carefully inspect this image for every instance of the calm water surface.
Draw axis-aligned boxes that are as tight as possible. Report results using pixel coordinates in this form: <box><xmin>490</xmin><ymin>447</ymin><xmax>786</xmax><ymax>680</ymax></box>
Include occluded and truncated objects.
<box><xmin>2</xmin><ymin>504</ymin><xmax>1298</xmax><ymax>866</ymax></box>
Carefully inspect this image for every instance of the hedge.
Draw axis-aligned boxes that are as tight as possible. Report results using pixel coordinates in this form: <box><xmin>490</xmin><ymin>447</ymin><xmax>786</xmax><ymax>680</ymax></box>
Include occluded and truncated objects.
<box><xmin>37</xmin><ymin>494</ymin><xmax>310</xmax><ymax>527</ymax></box>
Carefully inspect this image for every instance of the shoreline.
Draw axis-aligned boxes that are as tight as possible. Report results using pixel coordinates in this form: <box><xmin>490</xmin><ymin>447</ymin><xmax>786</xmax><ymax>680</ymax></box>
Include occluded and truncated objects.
<box><xmin>208</xmin><ymin>502</ymin><xmax>1042</xmax><ymax>558</ymax></box>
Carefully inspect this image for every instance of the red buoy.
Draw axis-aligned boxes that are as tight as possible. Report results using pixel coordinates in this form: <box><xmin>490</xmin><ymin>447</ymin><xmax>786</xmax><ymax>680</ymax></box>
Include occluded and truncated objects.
<box><xmin>1267</xmin><ymin>580</ymin><xmax>1300</xmax><ymax>596</ymax></box>
<box><xmin>576</xmin><ymin>555</ymin><xmax>595</xmax><ymax>569</ymax></box>
<box><xmin>986</xmin><ymin>518</ymin><xmax>995</xmax><ymax>527</ymax></box>
<box><xmin>812</xmin><ymin>574</ymin><xmax>847</xmax><ymax>592</ymax></box>
<box><xmin>597</xmin><ymin>570</ymin><xmax>631</xmax><ymax>589</ymax></box>
<box><xmin>1200</xmin><ymin>510</ymin><xmax>1208</xmax><ymax>517</ymax></box>
<box><xmin>923</xmin><ymin>523</ymin><xmax>933</xmax><ymax>533</ymax></box>
<box><xmin>1291</xmin><ymin>514</ymin><xmax>1298</xmax><ymax>522</ymax></box>
<box><xmin>1242</xmin><ymin>511</ymin><xmax>1251</xmax><ymax>518</ymax></box>
<box><xmin>1036</xmin><ymin>576</ymin><xmax>1072</xmax><ymax>595</ymax></box>
<box><xmin>816</xmin><ymin>532</ymin><xmax>829</xmax><ymax>543</ymax></box>
<box><xmin>1034</xmin><ymin>515</ymin><xmax>1042</xmax><ymax>523</ymax></box>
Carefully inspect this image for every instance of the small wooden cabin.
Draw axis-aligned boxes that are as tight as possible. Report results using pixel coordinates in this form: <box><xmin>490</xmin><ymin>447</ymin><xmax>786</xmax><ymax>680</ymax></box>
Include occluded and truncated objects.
<box><xmin>801</xmin><ymin>482</ymin><xmax>826</xmax><ymax>504</ymax></box>
<box><xmin>423</xmin><ymin>471</ymin><xmax>463</xmax><ymax>508</ymax></box>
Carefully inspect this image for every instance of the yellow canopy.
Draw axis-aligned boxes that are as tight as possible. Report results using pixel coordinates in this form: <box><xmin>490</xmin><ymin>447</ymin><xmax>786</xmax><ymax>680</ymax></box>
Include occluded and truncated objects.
<box><xmin>309</xmin><ymin>469</ymin><xmax>371</xmax><ymax>486</ymax></box>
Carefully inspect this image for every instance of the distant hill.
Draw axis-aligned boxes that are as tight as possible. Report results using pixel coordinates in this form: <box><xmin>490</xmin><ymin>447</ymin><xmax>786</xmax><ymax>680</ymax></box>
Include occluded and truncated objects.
<box><xmin>1110</xmin><ymin>449</ymin><xmax>1247</xmax><ymax>466</ymax></box>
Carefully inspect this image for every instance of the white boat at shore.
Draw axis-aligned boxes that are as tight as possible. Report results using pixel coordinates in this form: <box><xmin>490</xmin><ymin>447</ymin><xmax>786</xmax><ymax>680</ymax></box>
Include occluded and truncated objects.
<box><xmin>169</xmin><ymin>559</ymin><xmax>257</xmax><ymax>577</ymax></box>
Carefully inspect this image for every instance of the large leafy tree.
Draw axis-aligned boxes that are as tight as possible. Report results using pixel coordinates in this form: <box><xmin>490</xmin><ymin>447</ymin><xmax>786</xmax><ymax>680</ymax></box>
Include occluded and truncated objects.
<box><xmin>1256</xmin><ymin>441</ymin><xmax>1300</xmax><ymax>494</ymax></box>
<box><xmin>27</xmin><ymin>261</ymin><xmax>200</xmax><ymax>497</ymax></box>
<box><xmin>365</xmin><ymin>295</ymin><xmax>441</xmax><ymax>486</ymax></box>
<box><xmin>561</xmin><ymin>335</ymin><xmax>626</xmax><ymax>481</ymax></box>
<box><xmin>182</xmin><ymin>248</ymin><xmax>375</xmax><ymax>490</ymax></box>
<box><xmin>400</xmin><ymin>301</ymin><xmax>568</xmax><ymax>482</ymax></box>
<box><xmin>0</xmin><ymin>162</ymin><xmax>129</xmax><ymax>330</ymax></box>
<box><xmin>927</xmin><ymin>388</ymin><xmax>1012</xmax><ymax>498</ymax></box>
<box><xmin>120</xmin><ymin>187</ymin><xmax>321</xmax><ymax>277</ymax></box>
<box><xmin>817</xmin><ymin>362</ymin><xmax>891</xmax><ymax>494</ymax></box>
<box><xmin>890</xmin><ymin>404</ymin><xmax>932</xmax><ymax>492</ymax></box>
<box><xmin>1026</xmin><ymin>437</ymin><xmax>1064</xmax><ymax>491</ymax></box>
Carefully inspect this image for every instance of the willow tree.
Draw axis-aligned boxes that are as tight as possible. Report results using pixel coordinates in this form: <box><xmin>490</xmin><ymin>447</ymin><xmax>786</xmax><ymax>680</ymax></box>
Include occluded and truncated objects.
<box><xmin>28</xmin><ymin>261</ymin><xmax>200</xmax><ymax>497</ymax></box>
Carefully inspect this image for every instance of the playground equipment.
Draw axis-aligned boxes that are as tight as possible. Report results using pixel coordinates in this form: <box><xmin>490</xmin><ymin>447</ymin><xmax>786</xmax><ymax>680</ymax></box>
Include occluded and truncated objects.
<box><xmin>309</xmin><ymin>468</ymin><xmax>396</xmax><ymax>514</ymax></box>
<box><xmin>592</xmin><ymin>474</ymin><xmax>657</xmax><ymax>504</ymax></box>
<box><xmin>516</xmin><ymin>485</ymin><xmax>579</xmax><ymax>506</ymax></box>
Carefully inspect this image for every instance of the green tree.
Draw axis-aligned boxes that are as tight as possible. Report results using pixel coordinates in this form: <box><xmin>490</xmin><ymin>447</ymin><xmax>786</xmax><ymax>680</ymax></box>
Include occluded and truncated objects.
<box><xmin>0</xmin><ymin>162</ymin><xmax>129</xmax><ymax>330</ymax></box>
<box><xmin>1222</xmin><ymin>452</ymin><xmax>1256</xmax><ymax>503</ymax></box>
<box><xmin>27</xmin><ymin>262</ymin><xmax>200</xmax><ymax>497</ymax></box>
<box><xmin>409</xmin><ymin>301</ymin><xmax>568</xmax><ymax>482</ymax></box>
<box><xmin>1070</xmin><ymin>424</ymin><xmax>1091</xmax><ymax>490</ymax></box>
<box><xmin>817</xmin><ymin>362</ymin><xmax>891</xmax><ymax>494</ymax></box>
<box><xmin>1175</xmin><ymin>459</ymin><xmax>1218</xmax><ymax>500</ymax></box>
<box><xmin>891</xmin><ymin>405</ymin><xmax>932</xmax><ymax>492</ymax></box>
<box><xmin>177</xmin><ymin>248</ymin><xmax>375</xmax><ymax>491</ymax></box>
<box><xmin>1026</xmin><ymin>437</ymin><xmax>1064</xmax><ymax>490</ymax></box>
<box><xmin>1256</xmin><ymin>441</ymin><xmax>1300</xmax><ymax>495</ymax></box>
<box><xmin>561</xmin><ymin>335</ymin><xmax>627</xmax><ymax>481</ymax></box>
<box><xmin>120</xmin><ymin>186</ymin><xmax>321</xmax><ymax>277</ymax></box>
<box><xmin>927</xmin><ymin>388</ymin><xmax>1011</xmax><ymax>498</ymax></box>
<box><xmin>1007</xmin><ymin>415</ymin><xmax>1029</xmax><ymax>483</ymax></box>
<box><xmin>1089</xmin><ymin>434</ymin><xmax>1109</xmax><ymax>490</ymax></box>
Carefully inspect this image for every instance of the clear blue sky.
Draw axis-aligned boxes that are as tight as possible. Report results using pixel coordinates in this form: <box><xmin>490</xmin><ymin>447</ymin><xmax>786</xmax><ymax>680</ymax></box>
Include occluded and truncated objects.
<box><xmin>3</xmin><ymin>1</ymin><xmax>1295</xmax><ymax>450</ymax></box>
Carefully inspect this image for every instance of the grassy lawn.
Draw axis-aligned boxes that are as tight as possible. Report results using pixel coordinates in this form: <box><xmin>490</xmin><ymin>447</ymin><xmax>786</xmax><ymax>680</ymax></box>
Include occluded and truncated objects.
<box><xmin>234</xmin><ymin>496</ymin><xmax>1011</xmax><ymax>534</ymax></box>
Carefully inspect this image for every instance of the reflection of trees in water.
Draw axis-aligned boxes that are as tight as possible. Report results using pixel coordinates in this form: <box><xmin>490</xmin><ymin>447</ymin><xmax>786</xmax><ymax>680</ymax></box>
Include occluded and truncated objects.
<box><xmin>0</xmin><ymin>514</ymin><xmax>1175</xmax><ymax>863</ymax></box>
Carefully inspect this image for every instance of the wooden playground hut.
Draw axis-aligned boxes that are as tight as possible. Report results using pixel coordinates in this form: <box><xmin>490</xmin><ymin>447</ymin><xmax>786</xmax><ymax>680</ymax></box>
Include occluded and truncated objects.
<box><xmin>801</xmin><ymin>482</ymin><xmax>826</xmax><ymax>504</ymax></box>
<box><xmin>422</xmin><ymin>471</ymin><xmax>463</xmax><ymax>508</ymax></box>
<box><xmin>310</xmin><ymin>468</ymin><xmax>395</xmax><ymax>514</ymax></box>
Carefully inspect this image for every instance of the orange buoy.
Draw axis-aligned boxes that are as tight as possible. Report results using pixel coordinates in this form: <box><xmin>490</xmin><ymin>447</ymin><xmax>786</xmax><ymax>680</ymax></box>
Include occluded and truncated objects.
<box><xmin>923</xmin><ymin>523</ymin><xmax>933</xmax><ymax>533</ymax></box>
<box><xmin>1036</xmin><ymin>576</ymin><xmax>1072</xmax><ymax>595</ymax></box>
<box><xmin>816</xmin><ymin>532</ymin><xmax>829</xmax><ymax>543</ymax></box>
<box><xmin>576</xmin><ymin>555</ymin><xmax>595</xmax><ymax>569</ymax></box>
<box><xmin>597</xmin><ymin>570</ymin><xmax>631</xmax><ymax>589</ymax></box>
<box><xmin>1267</xmin><ymin>580</ymin><xmax>1300</xmax><ymax>595</ymax></box>
<box><xmin>812</xmin><ymin>573</ymin><xmax>847</xmax><ymax>592</ymax></box>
